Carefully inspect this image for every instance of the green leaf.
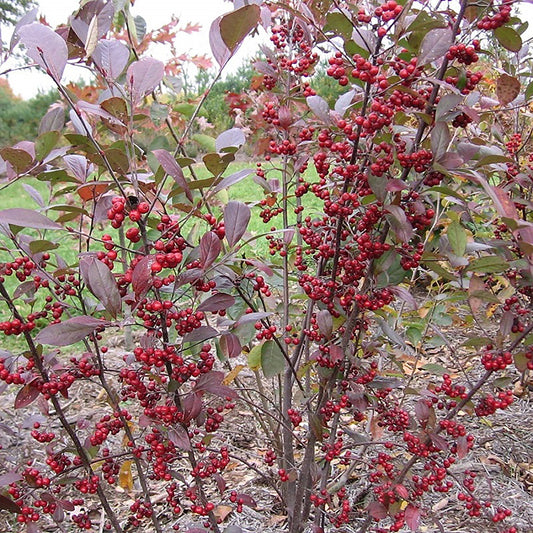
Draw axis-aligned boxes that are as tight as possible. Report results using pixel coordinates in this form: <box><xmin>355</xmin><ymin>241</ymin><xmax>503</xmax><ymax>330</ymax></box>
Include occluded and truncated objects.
<box><xmin>525</xmin><ymin>81</ymin><xmax>533</xmax><ymax>103</ymax></box>
<box><xmin>247</xmin><ymin>344</ymin><xmax>262</xmax><ymax>371</ymax></box>
<box><xmin>494</xmin><ymin>26</ymin><xmax>522</xmax><ymax>52</ymax></box>
<box><xmin>35</xmin><ymin>131</ymin><xmax>61</xmax><ymax>161</ymax></box>
<box><xmin>461</xmin><ymin>336</ymin><xmax>493</xmax><ymax>347</ymax></box>
<box><xmin>325</xmin><ymin>12</ymin><xmax>352</xmax><ymax>38</ymax></box>
<box><xmin>29</xmin><ymin>240</ymin><xmax>60</xmax><ymax>254</ymax></box>
<box><xmin>192</xmin><ymin>134</ymin><xmax>216</xmax><ymax>153</ymax></box>
<box><xmin>421</xmin><ymin>363</ymin><xmax>448</xmax><ymax>376</ymax></box>
<box><xmin>465</xmin><ymin>256</ymin><xmax>508</xmax><ymax>273</ymax></box>
<box><xmin>261</xmin><ymin>340</ymin><xmax>285</xmax><ymax>377</ymax></box>
<box><xmin>447</xmin><ymin>221</ymin><xmax>467</xmax><ymax>256</ymax></box>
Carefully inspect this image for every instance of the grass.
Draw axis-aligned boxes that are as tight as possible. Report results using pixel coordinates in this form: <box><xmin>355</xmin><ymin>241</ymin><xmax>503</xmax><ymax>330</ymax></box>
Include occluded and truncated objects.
<box><xmin>0</xmin><ymin>159</ymin><xmax>323</xmax><ymax>353</ymax></box>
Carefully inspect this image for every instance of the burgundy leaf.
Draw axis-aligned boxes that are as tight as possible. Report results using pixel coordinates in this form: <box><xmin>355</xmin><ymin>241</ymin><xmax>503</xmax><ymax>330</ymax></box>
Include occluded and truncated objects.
<box><xmin>385</xmin><ymin>205</ymin><xmax>414</xmax><ymax>242</ymax></box>
<box><xmin>39</xmin><ymin>106</ymin><xmax>65</xmax><ymax>135</ymax></box>
<box><xmin>80</xmin><ymin>256</ymin><xmax>122</xmax><ymax>318</ymax></box>
<box><xmin>181</xmin><ymin>392</ymin><xmax>203</xmax><ymax>423</ymax></box>
<box><xmin>64</xmin><ymin>154</ymin><xmax>90</xmax><ymax>182</ymax></box>
<box><xmin>35</xmin><ymin>316</ymin><xmax>107</xmax><ymax>347</ymax></box>
<box><xmin>219</xmin><ymin>332</ymin><xmax>242</xmax><ymax>358</ymax></box>
<box><xmin>200</xmin><ymin>231</ymin><xmax>221</xmax><ymax>269</ymax></box>
<box><xmin>418</xmin><ymin>27</ymin><xmax>453</xmax><ymax>65</ymax></box>
<box><xmin>0</xmin><ymin>208</ymin><xmax>62</xmax><ymax>230</ymax></box>
<box><xmin>127</xmin><ymin>57</ymin><xmax>164</xmax><ymax>106</ymax></box>
<box><xmin>213</xmin><ymin>168</ymin><xmax>253</xmax><ymax>193</ymax></box>
<box><xmin>213</xmin><ymin>473</ymin><xmax>226</xmax><ymax>494</ymax></box>
<box><xmin>307</xmin><ymin>95</ymin><xmax>331</xmax><ymax>123</ymax></box>
<box><xmin>329</xmin><ymin>345</ymin><xmax>343</xmax><ymax>364</ymax></box>
<box><xmin>92</xmin><ymin>39</ymin><xmax>129</xmax><ymax>80</ymax></box>
<box><xmin>168</xmin><ymin>425</ymin><xmax>192</xmax><ymax>451</ymax></box>
<box><xmin>0</xmin><ymin>471</ymin><xmax>23</xmax><ymax>487</ymax></box>
<box><xmin>457</xmin><ymin>435</ymin><xmax>469</xmax><ymax>459</ymax></box>
<box><xmin>224</xmin><ymin>201</ymin><xmax>251</xmax><ymax>247</ymax></box>
<box><xmin>132</xmin><ymin>255</ymin><xmax>156</xmax><ymax>298</ymax></box>
<box><xmin>430</xmin><ymin>432</ymin><xmax>449</xmax><ymax>451</ymax></box>
<box><xmin>18</xmin><ymin>23</ymin><xmax>68</xmax><ymax>81</ymax></box>
<box><xmin>316</xmin><ymin>309</ymin><xmax>333</xmax><ymax>339</ymax></box>
<box><xmin>431</xmin><ymin>122</ymin><xmax>451</xmax><ymax>160</ymax></box>
<box><xmin>209</xmin><ymin>4</ymin><xmax>260</xmax><ymax>67</ymax></box>
<box><xmin>235</xmin><ymin>311</ymin><xmax>271</xmax><ymax>326</ymax></box>
<box><xmin>367</xmin><ymin>501</ymin><xmax>388</xmax><ymax>520</ymax></box>
<box><xmin>14</xmin><ymin>381</ymin><xmax>40</xmax><ymax>409</ymax></box>
<box><xmin>395</xmin><ymin>484</ymin><xmax>409</xmax><ymax>499</ymax></box>
<box><xmin>490</xmin><ymin>186</ymin><xmax>518</xmax><ymax>219</ymax></box>
<box><xmin>152</xmin><ymin>149</ymin><xmax>192</xmax><ymax>202</ymax></box>
<box><xmin>197</xmin><ymin>293</ymin><xmax>235</xmax><ymax>312</ymax></box>
<box><xmin>405</xmin><ymin>504</ymin><xmax>421</xmax><ymax>531</ymax></box>
<box><xmin>195</xmin><ymin>371</ymin><xmax>238</xmax><ymax>399</ymax></box>
<box><xmin>0</xmin><ymin>494</ymin><xmax>22</xmax><ymax>514</ymax></box>
<box><xmin>388</xmin><ymin>286</ymin><xmax>417</xmax><ymax>310</ymax></box>
<box><xmin>215</xmin><ymin>128</ymin><xmax>246</xmax><ymax>152</ymax></box>
<box><xmin>234</xmin><ymin>493</ymin><xmax>257</xmax><ymax>508</ymax></box>
<box><xmin>183</xmin><ymin>325</ymin><xmax>218</xmax><ymax>343</ymax></box>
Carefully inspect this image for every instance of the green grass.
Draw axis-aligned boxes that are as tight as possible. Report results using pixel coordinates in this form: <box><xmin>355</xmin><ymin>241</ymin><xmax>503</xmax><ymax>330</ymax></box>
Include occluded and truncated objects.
<box><xmin>0</xmin><ymin>159</ymin><xmax>324</xmax><ymax>353</ymax></box>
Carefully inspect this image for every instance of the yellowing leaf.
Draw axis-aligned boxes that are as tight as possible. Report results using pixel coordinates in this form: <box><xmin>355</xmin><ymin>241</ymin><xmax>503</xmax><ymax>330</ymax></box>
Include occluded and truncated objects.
<box><xmin>118</xmin><ymin>461</ymin><xmax>134</xmax><ymax>491</ymax></box>
<box><xmin>223</xmin><ymin>364</ymin><xmax>244</xmax><ymax>385</ymax></box>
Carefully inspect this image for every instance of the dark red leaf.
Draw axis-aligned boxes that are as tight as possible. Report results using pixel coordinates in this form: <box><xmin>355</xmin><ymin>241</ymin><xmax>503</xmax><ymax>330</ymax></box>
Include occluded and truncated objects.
<box><xmin>224</xmin><ymin>201</ymin><xmax>251</xmax><ymax>247</ymax></box>
<box><xmin>0</xmin><ymin>208</ymin><xmax>62</xmax><ymax>230</ymax></box>
<box><xmin>216</xmin><ymin>128</ymin><xmax>246</xmax><ymax>152</ymax></box>
<box><xmin>219</xmin><ymin>332</ymin><xmax>242</xmax><ymax>358</ymax></box>
<box><xmin>168</xmin><ymin>425</ymin><xmax>191</xmax><ymax>451</ymax></box>
<box><xmin>200</xmin><ymin>232</ymin><xmax>221</xmax><ymax>269</ymax></box>
<box><xmin>457</xmin><ymin>435</ymin><xmax>469</xmax><ymax>459</ymax></box>
<box><xmin>132</xmin><ymin>255</ymin><xmax>156</xmax><ymax>299</ymax></box>
<box><xmin>195</xmin><ymin>371</ymin><xmax>238</xmax><ymax>399</ymax></box>
<box><xmin>0</xmin><ymin>472</ymin><xmax>23</xmax><ymax>487</ymax></box>
<box><xmin>394</xmin><ymin>484</ymin><xmax>409</xmax><ymax>499</ymax></box>
<box><xmin>405</xmin><ymin>504</ymin><xmax>421</xmax><ymax>531</ymax></box>
<box><xmin>209</xmin><ymin>4</ymin><xmax>260</xmax><ymax>67</ymax></box>
<box><xmin>197</xmin><ymin>293</ymin><xmax>235</xmax><ymax>312</ymax></box>
<box><xmin>181</xmin><ymin>392</ymin><xmax>203</xmax><ymax>423</ymax></box>
<box><xmin>430</xmin><ymin>432</ymin><xmax>449</xmax><ymax>451</ymax></box>
<box><xmin>316</xmin><ymin>310</ymin><xmax>333</xmax><ymax>339</ymax></box>
<box><xmin>14</xmin><ymin>381</ymin><xmax>40</xmax><ymax>409</ymax></box>
<box><xmin>183</xmin><ymin>325</ymin><xmax>218</xmax><ymax>343</ymax></box>
<box><xmin>153</xmin><ymin>149</ymin><xmax>192</xmax><ymax>202</ymax></box>
<box><xmin>80</xmin><ymin>255</ymin><xmax>122</xmax><ymax>318</ymax></box>
<box><xmin>367</xmin><ymin>501</ymin><xmax>388</xmax><ymax>520</ymax></box>
<box><xmin>235</xmin><ymin>493</ymin><xmax>257</xmax><ymax>508</ymax></box>
<box><xmin>0</xmin><ymin>494</ymin><xmax>22</xmax><ymax>514</ymax></box>
<box><xmin>35</xmin><ymin>316</ymin><xmax>107</xmax><ymax>347</ymax></box>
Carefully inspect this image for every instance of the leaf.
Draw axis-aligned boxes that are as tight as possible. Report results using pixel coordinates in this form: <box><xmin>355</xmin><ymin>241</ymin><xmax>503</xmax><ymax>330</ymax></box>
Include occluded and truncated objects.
<box><xmin>385</xmin><ymin>205</ymin><xmax>413</xmax><ymax>242</ymax></box>
<box><xmin>431</xmin><ymin>122</ymin><xmax>451</xmax><ymax>160</ymax></box>
<box><xmin>367</xmin><ymin>501</ymin><xmax>388</xmax><ymax>520</ymax></box>
<box><xmin>447</xmin><ymin>220</ymin><xmax>467</xmax><ymax>256</ymax></box>
<box><xmin>494</xmin><ymin>26</ymin><xmax>522</xmax><ymax>52</ymax></box>
<box><xmin>22</xmin><ymin>183</ymin><xmax>44</xmax><ymax>207</ymax></box>
<box><xmin>118</xmin><ymin>461</ymin><xmax>133</xmax><ymax>491</ymax></box>
<box><xmin>418</xmin><ymin>27</ymin><xmax>453</xmax><ymax>65</ymax></box>
<box><xmin>219</xmin><ymin>333</ymin><xmax>242</xmax><ymax>358</ymax></box>
<box><xmin>435</xmin><ymin>93</ymin><xmax>463</xmax><ymax>121</ymax></box>
<box><xmin>195</xmin><ymin>371</ymin><xmax>238</xmax><ymax>399</ymax></box>
<box><xmin>183</xmin><ymin>325</ymin><xmax>218</xmax><ymax>343</ymax></box>
<box><xmin>496</xmin><ymin>73</ymin><xmax>520</xmax><ymax>106</ymax></box>
<box><xmin>525</xmin><ymin>81</ymin><xmax>533</xmax><ymax>103</ymax></box>
<box><xmin>316</xmin><ymin>309</ymin><xmax>333</xmax><ymax>339</ymax></box>
<box><xmin>132</xmin><ymin>254</ymin><xmax>155</xmax><ymax>298</ymax></box>
<box><xmin>80</xmin><ymin>256</ymin><xmax>122</xmax><ymax>318</ymax></box>
<box><xmin>457</xmin><ymin>435</ymin><xmax>469</xmax><ymax>459</ymax></box>
<box><xmin>14</xmin><ymin>381</ymin><xmax>39</xmax><ymax>409</ymax></box>
<box><xmin>197</xmin><ymin>293</ymin><xmax>235</xmax><ymax>312</ymax></box>
<box><xmin>213</xmin><ymin>169</ymin><xmax>253</xmax><ymax>193</ymax></box>
<box><xmin>465</xmin><ymin>256</ymin><xmax>508</xmax><ymax>274</ymax></box>
<box><xmin>0</xmin><ymin>147</ymin><xmax>33</xmax><ymax>174</ymax></box>
<box><xmin>209</xmin><ymin>5</ymin><xmax>261</xmax><ymax>67</ymax></box>
<box><xmin>200</xmin><ymin>231</ymin><xmax>221</xmax><ymax>269</ymax></box>
<box><xmin>152</xmin><ymin>149</ymin><xmax>192</xmax><ymax>202</ymax></box>
<box><xmin>261</xmin><ymin>340</ymin><xmax>285</xmax><ymax>377</ymax></box>
<box><xmin>306</xmin><ymin>95</ymin><xmax>331</xmax><ymax>123</ymax></box>
<box><xmin>224</xmin><ymin>201</ymin><xmax>251</xmax><ymax>247</ymax></box>
<box><xmin>0</xmin><ymin>208</ymin><xmax>61</xmax><ymax>230</ymax></box>
<box><xmin>127</xmin><ymin>57</ymin><xmax>164</xmax><ymax>107</ymax></box>
<box><xmin>0</xmin><ymin>494</ymin><xmax>22</xmax><ymax>514</ymax></box>
<box><xmin>421</xmin><ymin>363</ymin><xmax>448</xmax><ymax>376</ymax></box>
<box><xmin>168</xmin><ymin>425</ymin><xmax>192</xmax><ymax>450</ymax></box>
<box><xmin>430</xmin><ymin>432</ymin><xmax>449</xmax><ymax>451</ymax></box>
<box><xmin>405</xmin><ymin>504</ymin><xmax>421</xmax><ymax>531</ymax></box>
<box><xmin>92</xmin><ymin>39</ymin><xmax>130</xmax><ymax>80</ymax></box>
<box><xmin>35</xmin><ymin>316</ymin><xmax>107</xmax><ymax>346</ymax></box>
<box><xmin>247</xmin><ymin>344</ymin><xmax>262</xmax><ymax>370</ymax></box>
<box><xmin>18</xmin><ymin>23</ymin><xmax>68</xmax><ymax>81</ymax></box>
<box><xmin>216</xmin><ymin>128</ymin><xmax>245</xmax><ymax>152</ymax></box>
<box><xmin>35</xmin><ymin>131</ymin><xmax>61</xmax><ymax>161</ymax></box>
<box><xmin>39</xmin><ymin>107</ymin><xmax>65</xmax><ymax>135</ymax></box>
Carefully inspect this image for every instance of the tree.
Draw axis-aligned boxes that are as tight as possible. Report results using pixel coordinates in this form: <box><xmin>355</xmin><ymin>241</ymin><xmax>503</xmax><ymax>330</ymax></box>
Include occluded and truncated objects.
<box><xmin>0</xmin><ymin>1</ymin><xmax>532</xmax><ymax>533</ymax></box>
<box><xmin>0</xmin><ymin>0</ymin><xmax>35</xmax><ymax>25</ymax></box>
